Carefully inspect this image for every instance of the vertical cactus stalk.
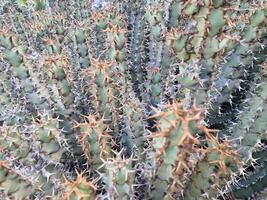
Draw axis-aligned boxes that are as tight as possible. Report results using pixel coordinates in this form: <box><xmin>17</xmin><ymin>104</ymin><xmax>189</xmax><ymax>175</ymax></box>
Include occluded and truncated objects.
<box><xmin>63</xmin><ymin>171</ymin><xmax>98</xmax><ymax>200</ymax></box>
<box><xmin>149</xmin><ymin>101</ymin><xmax>203</xmax><ymax>199</ymax></box>
<box><xmin>126</xmin><ymin>0</ymin><xmax>146</xmax><ymax>99</ymax></box>
<box><xmin>0</xmin><ymin>125</ymin><xmax>65</xmax><ymax>199</ymax></box>
<box><xmin>74</xmin><ymin>114</ymin><xmax>113</xmax><ymax>172</ymax></box>
<box><xmin>43</xmin><ymin>37</ymin><xmax>75</xmax><ymax>114</ymax></box>
<box><xmin>0</xmin><ymin>161</ymin><xmax>36</xmax><ymax>200</ymax></box>
<box><xmin>102</xmin><ymin>151</ymin><xmax>135</xmax><ymax>199</ymax></box>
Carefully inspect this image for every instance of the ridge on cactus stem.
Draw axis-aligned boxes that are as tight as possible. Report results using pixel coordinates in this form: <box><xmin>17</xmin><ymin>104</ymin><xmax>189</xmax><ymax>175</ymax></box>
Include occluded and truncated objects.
<box><xmin>0</xmin><ymin>0</ymin><xmax>266</xmax><ymax>199</ymax></box>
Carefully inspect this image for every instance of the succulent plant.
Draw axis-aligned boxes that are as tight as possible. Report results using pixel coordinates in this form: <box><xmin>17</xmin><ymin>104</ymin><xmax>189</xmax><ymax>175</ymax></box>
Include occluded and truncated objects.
<box><xmin>0</xmin><ymin>0</ymin><xmax>266</xmax><ymax>199</ymax></box>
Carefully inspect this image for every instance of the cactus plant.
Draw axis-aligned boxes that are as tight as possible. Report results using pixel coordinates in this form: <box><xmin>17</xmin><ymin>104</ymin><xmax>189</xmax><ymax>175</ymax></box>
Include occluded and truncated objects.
<box><xmin>0</xmin><ymin>0</ymin><xmax>266</xmax><ymax>199</ymax></box>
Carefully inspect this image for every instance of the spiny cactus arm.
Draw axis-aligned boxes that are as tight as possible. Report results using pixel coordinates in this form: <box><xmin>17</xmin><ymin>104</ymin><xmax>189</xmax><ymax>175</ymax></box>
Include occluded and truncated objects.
<box><xmin>0</xmin><ymin>0</ymin><xmax>85</xmax><ymax>170</ymax></box>
<box><xmin>0</xmin><ymin>25</ymin><xmax>62</xmax><ymax>123</ymax></box>
<box><xmin>183</xmin><ymin>137</ymin><xmax>240</xmax><ymax>200</ymax></box>
<box><xmin>126</xmin><ymin>1</ymin><xmax>146</xmax><ymax>99</ymax></box>
<box><xmin>74</xmin><ymin>114</ymin><xmax>113</xmax><ymax>172</ymax></box>
<box><xmin>33</xmin><ymin>0</ymin><xmax>45</xmax><ymax>10</ymax></box>
<box><xmin>103</xmin><ymin>13</ymin><xmax>127</xmax><ymax>63</ymax></box>
<box><xmin>7</xmin><ymin>10</ymin><xmax>31</xmax><ymax>44</ymax></box>
<box><xmin>0</xmin><ymin>60</ymin><xmax>27</xmax><ymax>125</ymax></box>
<box><xmin>204</xmin><ymin>3</ymin><xmax>266</xmax><ymax>127</ymax></box>
<box><xmin>123</xmin><ymin>99</ymin><xmax>148</xmax><ymax>160</ymax></box>
<box><xmin>205</xmin><ymin>41</ymin><xmax>265</xmax><ymax>128</ymax></box>
<box><xmin>89</xmin><ymin>11</ymin><xmax>110</xmax><ymax>59</ymax></box>
<box><xmin>84</xmin><ymin>11</ymin><xmax>113</xmax><ymax>120</ymax></box>
<box><xmin>31</xmin><ymin>114</ymin><xmax>68</xmax><ymax>162</ymax></box>
<box><xmin>220</xmin><ymin>47</ymin><xmax>266</xmax><ymax>198</ymax></box>
<box><xmin>144</xmin><ymin>67</ymin><xmax>162</xmax><ymax>106</ymax></box>
<box><xmin>0</xmin><ymin>126</ymin><xmax>30</xmax><ymax>162</ymax></box>
<box><xmin>63</xmin><ymin>171</ymin><xmax>98</xmax><ymax>200</ymax></box>
<box><xmin>0</xmin><ymin>161</ymin><xmax>36</xmax><ymax>200</ymax></box>
<box><xmin>144</xmin><ymin>1</ymin><xmax>166</xmax><ymax>68</ymax></box>
<box><xmin>73</xmin><ymin>28</ymin><xmax>91</xmax><ymax>69</ymax></box>
<box><xmin>0</xmin><ymin>31</ymin><xmax>45</xmax><ymax>108</ymax></box>
<box><xmin>149</xmin><ymin>102</ymin><xmax>207</xmax><ymax>199</ymax></box>
<box><xmin>196</xmin><ymin>62</ymin><xmax>267</xmax><ymax>199</ymax></box>
<box><xmin>85</xmin><ymin>9</ymin><xmax>131</xmax><ymax>139</ymax></box>
<box><xmin>103</xmin><ymin>12</ymin><xmax>130</xmax><ymax>135</ymax></box>
<box><xmin>6</xmin><ymin>0</ymin><xmax>45</xmax><ymax>11</ymax></box>
<box><xmin>143</xmin><ymin>1</ymin><xmax>169</xmax><ymax>105</ymax></box>
<box><xmin>232</xmin><ymin>85</ymin><xmax>266</xmax><ymax>145</ymax></box>
<box><xmin>229</xmin><ymin>149</ymin><xmax>267</xmax><ymax>199</ymax></box>
<box><xmin>164</xmin><ymin>1</ymin><xmax>266</xmax><ymax>109</ymax></box>
<box><xmin>0</xmin><ymin>26</ymin><xmax>25</xmax><ymax>125</ymax></box>
<box><xmin>204</xmin><ymin>52</ymin><xmax>252</xmax><ymax>128</ymax></box>
<box><xmin>81</xmin><ymin>58</ymin><xmax>113</xmax><ymax>124</ymax></box>
<box><xmin>122</xmin><ymin>97</ymin><xmax>152</xmax><ymax>199</ymax></box>
<box><xmin>23</xmin><ymin>10</ymin><xmax>55</xmax><ymax>40</ymax></box>
<box><xmin>149</xmin><ymin>100</ymin><xmax>241</xmax><ymax>199</ymax></box>
<box><xmin>0</xmin><ymin>125</ymin><xmax>65</xmax><ymax>199</ymax></box>
<box><xmin>229</xmin><ymin>63</ymin><xmax>267</xmax><ymax>162</ymax></box>
<box><xmin>162</xmin><ymin>1</ymin><xmax>216</xmax><ymax>105</ymax></box>
<box><xmin>43</xmin><ymin>34</ymin><xmax>75</xmax><ymax>114</ymax></box>
<box><xmin>18</xmin><ymin>12</ymin><xmax>77</xmax><ymax>116</ymax></box>
<box><xmin>183</xmin><ymin>158</ymin><xmax>216</xmax><ymax>200</ymax></box>
<box><xmin>102</xmin><ymin>151</ymin><xmax>135</xmax><ymax>199</ymax></box>
<box><xmin>69</xmin><ymin>0</ymin><xmax>92</xmax><ymax>20</ymax></box>
<box><xmin>10</xmin><ymin>11</ymin><xmax>87</xmax><ymax>169</ymax></box>
<box><xmin>0</xmin><ymin>77</ymin><xmax>11</xmax><ymax>122</ymax></box>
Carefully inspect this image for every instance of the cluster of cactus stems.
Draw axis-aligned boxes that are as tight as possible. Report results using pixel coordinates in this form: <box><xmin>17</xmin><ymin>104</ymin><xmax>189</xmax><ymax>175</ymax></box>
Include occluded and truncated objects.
<box><xmin>0</xmin><ymin>0</ymin><xmax>266</xmax><ymax>199</ymax></box>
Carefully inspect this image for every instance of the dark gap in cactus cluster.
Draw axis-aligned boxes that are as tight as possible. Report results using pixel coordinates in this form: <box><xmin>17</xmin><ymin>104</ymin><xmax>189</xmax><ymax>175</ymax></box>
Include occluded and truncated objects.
<box><xmin>0</xmin><ymin>0</ymin><xmax>266</xmax><ymax>200</ymax></box>
<box><xmin>205</xmin><ymin>49</ymin><xmax>262</xmax><ymax>132</ymax></box>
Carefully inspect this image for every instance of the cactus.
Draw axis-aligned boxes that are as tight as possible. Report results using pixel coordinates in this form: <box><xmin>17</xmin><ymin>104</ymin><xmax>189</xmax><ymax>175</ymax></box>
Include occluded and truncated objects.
<box><xmin>0</xmin><ymin>0</ymin><xmax>266</xmax><ymax>199</ymax></box>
